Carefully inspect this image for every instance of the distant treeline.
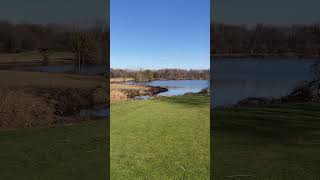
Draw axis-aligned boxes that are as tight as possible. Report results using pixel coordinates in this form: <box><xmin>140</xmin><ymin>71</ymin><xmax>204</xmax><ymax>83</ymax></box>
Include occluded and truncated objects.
<box><xmin>0</xmin><ymin>21</ymin><xmax>109</xmax><ymax>65</ymax></box>
<box><xmin>111</xmin><ymin>69</ymin><xmax>210</xmax><ymax>82</ymax></box>
<box><xmin>212</xmin><ymin>23</ymin><xmax>320</xmax><ymax>58</ymax></box>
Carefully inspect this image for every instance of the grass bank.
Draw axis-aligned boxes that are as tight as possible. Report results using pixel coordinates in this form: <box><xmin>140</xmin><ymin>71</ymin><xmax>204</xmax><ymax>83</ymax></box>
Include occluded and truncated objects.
<box><xmin>0</xmin><ymin>120</ymin><xmax>107</xmax><ymax>180</ymax></box>
<box><xmin>111</xmin><ymin>95</ymin><xmax>210</xmax><ymax>179</ymax></box>
<box><xmin>110</xmin><ymin>77</ymin><xmax>134</xmax><ymax>83</ymax></box>
<box><xmin>0</xmin><ymin>70</ymin><xmax>103</xmax><ymax>89</ymax></box>
<box><xmin>110</xmin><ymin>83</ymin><xmax>167</xmax><ymax>103</ymax></box>
<box><xmin>0</xmin><ymin>51</ymin><xmax>74</xmax><ymax>68</ymax></box>
<box><xmin>213</xmin><ymin>103</ymin><xmax>320</xmax><ymax>180</ymax></box>
<box><xmin>0</xmin><ymin>70</ymin><xmax>107</xmax><ymax>128</ymax></box>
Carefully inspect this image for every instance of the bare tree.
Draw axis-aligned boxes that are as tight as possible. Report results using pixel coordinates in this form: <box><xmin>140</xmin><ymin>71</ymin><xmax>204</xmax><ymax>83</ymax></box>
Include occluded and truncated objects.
<box><xmin>68</xmin><ymin>28</ymin><xmax>98</xmax><ymax>72</ymax></box>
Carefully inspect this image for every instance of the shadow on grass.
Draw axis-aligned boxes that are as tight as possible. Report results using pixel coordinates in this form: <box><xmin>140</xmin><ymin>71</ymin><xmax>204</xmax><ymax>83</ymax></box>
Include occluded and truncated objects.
<box><xmin>159</xmin><ymin>95</ymin><xmax>210</xmax><ymax>108</ymax></box>
<box><xmin>212</xmin><ymin>103</ymin><xmax>320</xmax><ymax>179</ymax></box>
<box><xmin>212</xmin><ymin>103</ymin><xmax>320</xmax><ymax>140</ymax></box>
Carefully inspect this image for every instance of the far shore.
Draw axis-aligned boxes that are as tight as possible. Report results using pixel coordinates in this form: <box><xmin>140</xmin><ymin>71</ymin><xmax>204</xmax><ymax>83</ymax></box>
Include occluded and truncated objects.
<box><xmin>110</xmin><ymin>78</ymin><xmax>209</xmax><ymax>83</ymax></box>
<box><xmin>211</xmin><ymin>53</ymin><xmax>320</xmax><ymax>59</ymax></box>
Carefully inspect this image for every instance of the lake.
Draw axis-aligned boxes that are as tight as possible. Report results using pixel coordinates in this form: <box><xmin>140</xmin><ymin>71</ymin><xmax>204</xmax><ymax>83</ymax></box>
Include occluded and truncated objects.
<box><xmin>212</xmin><ymin>58</ymin><xmax>319</xmax><ymax>106</ymax></box>
<box><xmin>80</xmin><ymin>108</ymin><xmax>109</xmax><ymax>118</ymax></box>
<box><xmin>147</xmin><ymin>80</ymin><xmax>209</xmax><ymax>96</ymax></box>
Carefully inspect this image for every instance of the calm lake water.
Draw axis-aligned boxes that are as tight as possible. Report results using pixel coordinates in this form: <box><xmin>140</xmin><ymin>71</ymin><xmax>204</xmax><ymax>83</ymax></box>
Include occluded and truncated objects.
<box><xmin>147</xmin><ymin>80</ymin><xmax>209</xmax><ymax>96</ymax></box>
<box><xmin>80</xmin><ymin>108</ymin><xmax>109</xmax><ymax>118</ymax></box>
<box><xmin>212</xmin><ymin>58</ymin><xmax>319</xmax><ymax>106</ymax></box>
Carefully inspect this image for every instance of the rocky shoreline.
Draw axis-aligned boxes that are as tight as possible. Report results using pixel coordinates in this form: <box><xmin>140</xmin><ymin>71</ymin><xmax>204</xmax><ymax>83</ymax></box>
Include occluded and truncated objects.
<box><xmin>235</xmin><ymin>80</ymin><xmax>320</xmax><ymax>107</ymax></box>
<box><xmin>110</xmin><ymin>83</ymin><xmax>168</xmax><ymax>102</ymax></box>
<box><xmin>122</xmin><ymin>85</ymin><xmax>168</xmax><ymax>98</ymax></box>
<box><xmin>32</xmin><ymin>86</ymin><xmax>108</xmax><ymax>116</ymax></box>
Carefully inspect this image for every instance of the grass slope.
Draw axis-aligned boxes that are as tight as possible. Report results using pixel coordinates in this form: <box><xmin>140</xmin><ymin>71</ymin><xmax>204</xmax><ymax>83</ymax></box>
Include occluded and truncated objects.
<box><xmin>111</xmin><ymin>95</ymin><xmax>210</xmax><ymax>179</ymax></box>
<box><xmin>0</xmin><ymin>70</ymin><xmax>104</xmax><ymax>89</ymax></box>
<box><xmin>213</xmin><ymin>103</ymin><xmax>320</xmax><ymax>180</ymax></box>
<box><xmin>0</xmin><ymin>120</ymin><xmax>108</xmax><ymax>180</ymax></box>
<box><xmin>0</xmin><ymin>51</ymin><xmax>74</xmax><ymax>65</ymax></box>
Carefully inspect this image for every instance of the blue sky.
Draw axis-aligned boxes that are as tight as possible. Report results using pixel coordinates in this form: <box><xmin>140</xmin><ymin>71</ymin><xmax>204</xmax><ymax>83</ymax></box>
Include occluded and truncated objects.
<box><xmin>111</xmin><ymin>0</ymin><xmax>210</xmax><ymax>70</ymax></box>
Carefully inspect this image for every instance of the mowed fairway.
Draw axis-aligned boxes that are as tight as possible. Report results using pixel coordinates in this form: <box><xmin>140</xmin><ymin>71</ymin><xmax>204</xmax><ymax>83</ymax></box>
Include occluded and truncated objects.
<box><xmin>111</xmin><ymin>95</ymin><xmax>210</xmax><ymax>179</ymax></box>
<box><xmin>213</xmin><ymin>103</ymin><xmax>320</xmax><ymax>180</ymax></box>
<box><xmin>0</xmin><ymin>120</ymin><xmax>108</xmax><ymax>180</ymax></box>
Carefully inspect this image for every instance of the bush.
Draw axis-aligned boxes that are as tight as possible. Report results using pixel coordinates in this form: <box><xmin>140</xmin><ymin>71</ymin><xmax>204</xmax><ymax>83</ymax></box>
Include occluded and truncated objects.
<box><xmin>110</xmin><ymin>90</ymin><xmax>127</xmax><ymax>103</ymax></box>
<box><xmin>93</xmin><ymin>85</ymin><xmax>108</xmax><ymax>105</ymax></box>
<box><xmin>0</xmin><ymin>89</ymin><xmax>55</xmax><ymax>129</ymax></box>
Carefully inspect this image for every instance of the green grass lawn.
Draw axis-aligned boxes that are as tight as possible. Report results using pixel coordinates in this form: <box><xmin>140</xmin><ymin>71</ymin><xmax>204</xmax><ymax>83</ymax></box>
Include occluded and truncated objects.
<box><xmin>0</xmin><ymin>120</ymin><xmax>108</xmax><ymax>180</ymax></box>
<box><xmin>111</xmin><ymin>95</ymin><xmax>210</xmax><ymax>179</ymax></box>
<box><xmin>4</xmin><ymin>95</ymin><xmax>319</xmax><ymax>179</ymax></box>
<box><xmin>213</xmin><ymin>103</ymin><xmax>320</xmax><ymax>180</ymax></box>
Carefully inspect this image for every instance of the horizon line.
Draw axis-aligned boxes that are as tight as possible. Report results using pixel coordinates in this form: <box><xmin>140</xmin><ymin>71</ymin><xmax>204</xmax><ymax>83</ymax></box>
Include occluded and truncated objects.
<box><xmin>110</xmin><ymin>67</ymin><xmax>209</xmax><ymax>71</ymax></box>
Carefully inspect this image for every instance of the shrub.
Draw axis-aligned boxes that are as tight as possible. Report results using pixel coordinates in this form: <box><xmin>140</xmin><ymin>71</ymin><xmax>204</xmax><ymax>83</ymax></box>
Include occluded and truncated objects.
<box><xmin>0</xmin><ymin>89</ymin><xmax>55</xmax><ymax>129</ymax></box>
<box><xmin>110</xmin><ymin>90</ymin><xmax>127</xmax><ymax>103</ymax></box>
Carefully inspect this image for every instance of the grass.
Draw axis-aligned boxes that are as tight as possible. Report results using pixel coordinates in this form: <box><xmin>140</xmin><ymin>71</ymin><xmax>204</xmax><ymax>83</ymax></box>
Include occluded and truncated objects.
<box><xmin>213</xmin><ymin>103</ymin><xmax>320</xmax><ymax>180</ymax></box>
<box><xmin>111</xmin><ymin>95</ymin><xmax>210</xmax><ymax>179</ymax></box>
<box><xmin>110</xmin><ymin>78</ymin><xmax>134</xmax><ymax>82</ymax></box>
<box><xmin>0</xmin><ymin>120</ymin><xmax>108</xmax><ymax>180</ymax></box>
<box><xmin>111</xmin><ymin>83</ymin><xmax>150</xmax><ymax>90</ymax></box>
<box><xmin>0</xmin><ymin>51</ymin><xmax>74</xmax><ymax>65</ymax></box>
<box><xmin>0</xmin><ymin>70</ymin><xmax>104</xmax><ymax>89</ymax></box>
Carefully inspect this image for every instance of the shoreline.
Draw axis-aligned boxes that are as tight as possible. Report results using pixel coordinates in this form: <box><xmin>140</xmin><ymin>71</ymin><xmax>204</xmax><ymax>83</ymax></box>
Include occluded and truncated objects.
<box><xmin>0</xmin><ymin>70</ymin><xmax>108</xmax><ymax>129</ymax></box>
<box><xmin>110</xmin><ymin>83</ymin><xmax>168</xmax><ymax>103</ymax></box>
<box><xmin>211</xmin><ymin>53</ymin><xmax>320</xmax><ymax>59</ymax></box>
<box><xmin>111</xmin><ymin>80</ymin><xmax>210</xmax><ymax>103</ymax></box>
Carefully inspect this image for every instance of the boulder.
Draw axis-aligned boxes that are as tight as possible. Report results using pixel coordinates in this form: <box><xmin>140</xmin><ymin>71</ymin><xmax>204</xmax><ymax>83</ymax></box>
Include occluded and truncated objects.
<box><xmin>198</xmin><ymin>88</ymin><xmax>209</xmax><ymax>95</ymax></box>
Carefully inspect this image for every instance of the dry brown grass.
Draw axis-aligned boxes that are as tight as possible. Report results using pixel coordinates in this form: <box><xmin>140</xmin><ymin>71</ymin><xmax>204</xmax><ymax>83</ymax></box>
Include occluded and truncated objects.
<box><xmin>0</xmin><ymin>70</ymin><xmax>104</xmax><ymax>89</ymax></box>
<box><xmin>110</xmin><ymin>78</ymin><xmax>134</xmax><ymax>83</ymax></box>
<box><xmin>110</xmin><ymin>90</ymin><xmax>127</xmax><ymax>103</ymax></box>
<box><xmin>93</xmin><ymin>85</ymin><xmax>109</xmax><ymax>104</ymax></box>
<box><xmin>0</xmin><ymin>51</ymin><xmax>75</xmax><ymax>65</ymax></box>
<box><xmin>111</xmin><ymin>83</ymin><xmax>149</xmax><ymax>91</ymax></box>
<box><xmin>0</xmin><ymin>89</ymin><xmax>55</xmax><ymax>129</ymax></box>
<box><xmin>110</xmin><ymin>83</ymin><xmax>154</xmax><ymax>103</ymax></box>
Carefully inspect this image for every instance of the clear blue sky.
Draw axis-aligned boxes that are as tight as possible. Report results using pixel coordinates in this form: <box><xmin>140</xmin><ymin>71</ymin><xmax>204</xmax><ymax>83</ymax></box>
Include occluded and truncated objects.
<box><xmin>111</xmin><ymin>0</ymin><xmax>210</xmax><ymax>70</ymax></box>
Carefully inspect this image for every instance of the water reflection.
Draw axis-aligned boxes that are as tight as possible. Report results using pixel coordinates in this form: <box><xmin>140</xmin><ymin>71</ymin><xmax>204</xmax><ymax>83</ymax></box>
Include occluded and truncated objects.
<box><xmin>212</xmin><ymin>58</ymin><xmax>318</xmax><ymax>106</ymax></box>
<box><xmin>148</xmin><ymin>80</ymin><xmax>209</xmax><ymax>96</ymax></box>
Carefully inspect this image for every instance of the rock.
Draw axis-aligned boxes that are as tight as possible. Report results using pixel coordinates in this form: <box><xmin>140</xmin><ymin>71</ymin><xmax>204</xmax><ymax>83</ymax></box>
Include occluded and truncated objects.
<box><xmin>283</xmin><ymin>81</ymin><xmax>320</xmax><ymax>103</ymax></box>
<box><xmin>198</xmin><ymin>88</ymin><xmax>209</xmax><ymax>95</ymax></box>
<box><xmin>148</xmin><ymin>86</ymin><xmax>168</xmax><ymax>96</ymax></box>
<box><xmin>309</xmin><ymin>81</ymin><xmax>320</xmax><ymax>102</ymax></box>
